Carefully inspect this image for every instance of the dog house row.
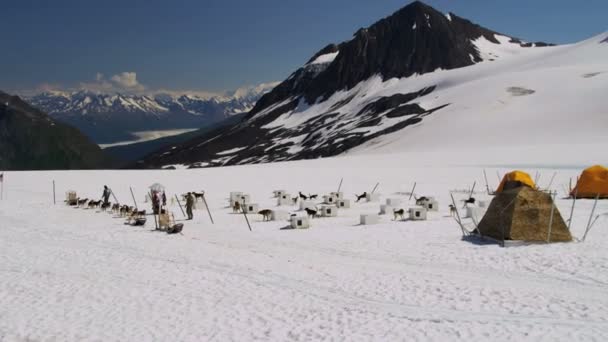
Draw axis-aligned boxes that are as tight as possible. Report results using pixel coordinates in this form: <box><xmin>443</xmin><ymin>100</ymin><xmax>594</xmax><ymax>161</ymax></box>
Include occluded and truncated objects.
<box><xmin>242</xmin><ymin>203</ymin><xmax>259</xmax><ymax>214</ymax></box>
<box><xmin>290</xmin><ymin>215</ymin><xmax>310</xmax><ymax>229</ymax></box>
<box><xmin>360</xmin><ymin>214</ymin><xmax>379</xmax><ymax>225</ymax></box>
<box><xmin>277</xmin><ymin>193</ymin><xmax>292</xmax><ymax>206</ymax></box>
<box><xmin>409</xmin><ymin>207</ymin><xmax>427</xmax><ymax>220</ymax></box>
<box><xmin>320</xmin><ymin>205</ymin><xmax>338</xmax><ymax>217</ymax></box>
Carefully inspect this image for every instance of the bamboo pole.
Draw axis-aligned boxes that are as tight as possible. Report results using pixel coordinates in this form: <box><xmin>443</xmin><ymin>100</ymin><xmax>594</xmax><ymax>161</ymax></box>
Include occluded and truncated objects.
<box><xmin>468</xmin><ymin>181</ymin><xmax>476</xmax><ymax>199</ymax></box>
<box><xmin>582</xmin><ymin>194</ymin><xmax>600</xmax><ymax>242</ymax></box>
<box><xmin>130</xmin><ymin>187</ymin><xmax>138</xmax><ymax>210</ymax></box>
<box><xmin>175</xmin><ymin>194</ymin><xmax>185</xmax><ymax>217</ymax></box>
<box><xmin>242</xmin><ymin>207</ymin><xmax>252</xmax><ymax>231</ymax></box>
<box><xmin>450</xmin><ymin>193</ymin><xmax>466</xmax><ymax>237</ymax></box>
<box><xmin>202</xmin><ymin>193</ymin><xmax>214</xmax><ymax>224</ymax></box>
<box><xmin>483</xmin><ymin>169</ymin><xmax>491</xmax><ymax>195</ymax></box>
<box><xmin>53</xmin><ymin>180</ymin><xmax>56</xmax><ymax>205</ymax></box>
<box><xmin>567</xmin><ymin>187</ymin><xmax>578</xmax><ymax>231</ymax></box>
<box><xmin>371</xmin><ymin>182</ymin><xmax>380</xmax><ymax>195</ymax></box>
<box><xmin>408</xmin><ymin>182</ymin><xmax>417</xmax><ymax>201</ymax></box>
<box><xmin>547</xmin><ymin>191</ymin><xmax>556</xmax><ymax>243</ymax></box>
<box><xmin>337</xmin><ymin>178</ymin><xmax>343</xmax><ymax>193</ymax></box>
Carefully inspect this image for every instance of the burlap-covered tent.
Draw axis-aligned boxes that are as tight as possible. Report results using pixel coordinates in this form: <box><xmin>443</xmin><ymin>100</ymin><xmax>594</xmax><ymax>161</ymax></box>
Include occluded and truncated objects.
<box><xmin>496</xmin><ymin>170</ymin><xmax>536</xmax><ymax>193</ymax></box>
<box><xmin>571</xmin><ymin>165</ymin><xmax>608</xmax><ymax>199</ymax></box>
<box><xmin>477</xmin><ymin>187</ymin><xmax>572</xmax><ymax>242</ymax></box>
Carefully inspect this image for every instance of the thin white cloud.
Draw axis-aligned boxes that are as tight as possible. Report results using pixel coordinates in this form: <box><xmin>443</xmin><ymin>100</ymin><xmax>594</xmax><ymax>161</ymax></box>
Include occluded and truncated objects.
<box><xmin>79</xmin><ymin>71</ymin><xmax>145</xmax><ymax>93</ymax></box>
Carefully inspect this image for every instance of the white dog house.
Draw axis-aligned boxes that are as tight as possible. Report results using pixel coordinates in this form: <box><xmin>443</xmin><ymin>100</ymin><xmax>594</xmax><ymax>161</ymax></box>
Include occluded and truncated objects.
<box><xmin>379</xmin><ymin>204</ymin><xmax>393</xmax><ymax>215</ymax></box>
<box><xmin>273</xmin><ymin>190</ymin><xmax>286</xmax><ymax>198</ymax></box>
<box><xmin>320</xmin><ymin>205</ymin><xmax>338</xmax><ymax>217</ymax></box>
<box><xmin>366</xmin><ymin>193</ymin><xmax>381</xmax><ymax>202</ymax></box>
<box><xmin>409</xmin><ymin>207</ymin><xmax>427</xmax><ymax>221</ymax></box>
<box><xmin>290</xmin><ymin>215</ymin><xmax>310</xmax><ymax>229</ymax></box>
<box><xmin>230</xmin><ymin>191</ymin><xmax>243</xmax><ymax>202</ymax></box>
<box><xmin>299</xmin><ymin>200</ymin><xmax>317</xmax><ymax>211</ymax></box>
<box><xmin>242</xmin><ymin>203</ymin><xmax>259</xmax><ymax>214</ymax></box>
<box><xmin>419</xmin><ymin>198</ymin><xmax>438</xmax><ymax>212</ymax></box>
<box><xmin>323</xmin><ymin>194</ymin><xmax>338</xmax><ymax>205</ymax></box>
<box><xmin>277</xmin><ymin>193</ymin><xmax>292</xmax><ymax>206</ymax></box>
<box><xmin>386</xmin><ymin>198</ymin><xmax>402</xmax><ymax>207</ymax></box>
<box><xmin>336</xmin><ymin>199</ymin><xmax>351</xmax><ymax>209</ymax></box>
<box><xmin>360</xmin><ymin>214</ymin><xmax>380</xmax><ymax>225</ymax></box>
<box><xmin>330</xmin><ymin>192</ymin><xmax>344</xmax><ymax>200</ymax></box>
<box><xmin>271</xmin><ymin>210</ymin><xmax>289</xmax><ymax>221</ymax></box>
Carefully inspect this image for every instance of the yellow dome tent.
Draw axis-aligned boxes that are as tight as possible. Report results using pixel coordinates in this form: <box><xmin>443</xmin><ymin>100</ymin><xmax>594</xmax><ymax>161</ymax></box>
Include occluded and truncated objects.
<box><xmin>496</xmin><ymin>171</ymin><xmax>536</xmax><ymax>193</ymax></box>
<box><xmin>571</xmin><ymin>165</ymin><xmax>608</xmax><ymax>199</ymax></box>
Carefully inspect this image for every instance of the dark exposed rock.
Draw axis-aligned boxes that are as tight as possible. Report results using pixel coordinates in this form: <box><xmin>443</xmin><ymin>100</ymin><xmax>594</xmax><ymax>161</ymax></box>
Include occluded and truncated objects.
<box><xmin>0</xmin><ymin>91</ymin><xmax>113</xmax><ymax>170</ymax></box>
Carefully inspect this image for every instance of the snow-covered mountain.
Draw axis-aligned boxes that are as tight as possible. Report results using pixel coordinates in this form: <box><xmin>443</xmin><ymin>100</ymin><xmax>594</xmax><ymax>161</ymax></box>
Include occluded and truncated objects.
<box><xmin>25</xmin><ymin>83</ymin><xmax>276</xmax><ymax>144</ymax></box>
<box><xmin>136</xmin><ymin>1</ymin><xmax>607</xmax><ymax>169</ymax></box>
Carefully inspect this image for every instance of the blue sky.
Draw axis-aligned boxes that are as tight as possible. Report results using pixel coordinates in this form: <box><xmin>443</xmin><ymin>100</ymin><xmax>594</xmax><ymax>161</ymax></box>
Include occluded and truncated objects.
<box><xmin>1</xmin><ymin>0</ymin><xmax>606</xmax><ymax>95</ymax></box>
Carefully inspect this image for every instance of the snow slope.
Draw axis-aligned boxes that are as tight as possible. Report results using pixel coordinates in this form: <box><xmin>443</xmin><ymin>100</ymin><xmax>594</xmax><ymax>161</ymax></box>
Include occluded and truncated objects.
<box><xmin>1</xmin><ymin>152</ymin><xmax>607</xmax><ymax>341</ymax></box>
<box><xmin>349</xmin><ymin>32</ymin><xmax>608</xmax><ymax>157</ymax></box>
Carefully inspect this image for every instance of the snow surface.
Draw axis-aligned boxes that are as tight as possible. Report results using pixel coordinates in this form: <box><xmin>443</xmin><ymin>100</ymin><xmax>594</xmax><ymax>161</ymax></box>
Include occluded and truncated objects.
<box><xmin>308</xmin><ymin>51</ymin><xmax>339</xmax><ymax>65</ymax></box>
<box><xmin>1</xmin><ymin>152</ymin><xmax>608</xmax><ymax>341</ymax></box>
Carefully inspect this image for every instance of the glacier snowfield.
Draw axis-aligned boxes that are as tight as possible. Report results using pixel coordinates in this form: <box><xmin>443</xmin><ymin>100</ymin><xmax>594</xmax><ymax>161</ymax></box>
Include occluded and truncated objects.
<box><xmin>1</xmin><ymin>153</ymin><xmax>607</xmax><ymax>341</ymax></box>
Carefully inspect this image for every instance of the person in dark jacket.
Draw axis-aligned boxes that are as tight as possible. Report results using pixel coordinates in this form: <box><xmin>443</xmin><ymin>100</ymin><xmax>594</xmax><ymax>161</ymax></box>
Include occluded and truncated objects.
<box><xmin>102</xmin><ymin>185</ymin><xmax>111</xmax><ymax>206</ymax></box>
<box><xmin>162</xmin><ymin>191</ymin><xmax>167</xmax><ymax>207</ymax></box>
<box><xmin>185</xmin><ymin>192</ymin><xmax>194</xmax><ymax>220</ymax></box>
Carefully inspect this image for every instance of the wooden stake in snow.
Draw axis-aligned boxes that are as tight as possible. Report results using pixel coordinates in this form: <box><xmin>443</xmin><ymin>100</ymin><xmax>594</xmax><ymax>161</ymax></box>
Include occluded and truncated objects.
<box><xmin>202</xmin><ymin>193</ymin><xmax>214</xmax><ymax>224</ymax></box>
<box><xmin>371</xmin><ymin>182</ymin><xmax>380</xmax><ymax>195</ymax></box>
<box><xmin>545</xmin><ymin>172</ymin><xmax>557</xmax><ymax>192</ymax></box>
<box><xmin>53</xmin><ymin>180</ymin><xmax>56</xmax><ymax>205</ymax></box>
<box><xmin>450</xmin><ymin>193</ymin><xmax>466</xmax><ymax>237</ymax></box>
<box><xmin>567</xmin><ymin>187</ymin><xmax>578</xmax><ymax>231</ymax></box>
<box><xmin>337</xmin><ymin>178</ymin><xmax>343</xmax><ymax>193</ymax></box>
<box><xmin>483</xmin><ymin>169</ymin><xmax>491</xmax><ymax>195</ymax></box>
<box><xmin>546</xmin><ymin>191</ymin><xmax>556</xmax><ymax>243</ymax></box>
<box><xmin>468</xmin><ymin>181</ymin><xmax>476</xmax><ymax>199</ymax></box>
<box><xmin>582</xmin><ymin>194</ymin><xmax>600</xmax><ymax>242</ymax></box>
<box><xmin>242</xmin><ymin>207</ymin><xmax>252</xmax><ymax>231</ymax></box>
<box><xmin>130</xmin><ymin>187</ymin><xmax>138</xmax><ymax>210</ymax></box>
<box><xmin>175</xmin><ymin>194</ymin><xmax>185</xmax><ymax>218</ymax></box>
<box><xmin>408</xmin><ymin>182</ymin><xmax>417</xmax><ymax>201</ymax></box>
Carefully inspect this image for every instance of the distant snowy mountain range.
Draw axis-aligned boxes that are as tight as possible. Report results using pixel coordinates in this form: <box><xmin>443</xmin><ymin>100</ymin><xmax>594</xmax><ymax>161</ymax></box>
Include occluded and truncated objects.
<box><xmin>24</xmin><ymin>83</ymin><xmax>277</xmax><ymax>144</ymax></box>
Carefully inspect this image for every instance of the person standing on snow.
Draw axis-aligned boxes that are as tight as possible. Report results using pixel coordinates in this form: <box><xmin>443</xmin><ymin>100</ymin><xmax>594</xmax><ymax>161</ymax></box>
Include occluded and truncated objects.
<box><xmin>185</xmin><ymin>192</ymin><xmax>194</xmax><ymax>220</ymax></box>
<box><xmin>102</xmin><ymin>185</ymin><xmax>111</xmax><ymax>206</ymax></box>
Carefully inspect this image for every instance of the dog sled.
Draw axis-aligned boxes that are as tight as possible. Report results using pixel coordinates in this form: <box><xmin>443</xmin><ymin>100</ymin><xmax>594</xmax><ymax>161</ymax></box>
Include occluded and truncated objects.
<box><xmin>65</xmin><ymin>191</ymin><xmax>78</xmax><ymax>206</ymax></box>
<box><xmin>157</xmin><ymin>211</ymin><xmax>184</xmax><ymax>234</ymax></box>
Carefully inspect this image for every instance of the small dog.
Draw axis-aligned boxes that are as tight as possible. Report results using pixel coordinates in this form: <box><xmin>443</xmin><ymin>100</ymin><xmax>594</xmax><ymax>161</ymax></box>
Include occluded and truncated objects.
<box><xmin>449</xmin><ymin>204</ymin><xmax>457</xmax><ymax>216</ymax></box>
<box><xmin>258</xmin><ymin>209</ymin><xmax>272</xmax><ymax>221</ymax></box>
<box><xmin>355</xmin><ymin>192</ymin><xmax>368</xmax><ymax>202</ymax></box>
<box><xmin>415</xmin><ymin>196</ymin><xmax>429</xmax><ymax>206</ymax></box>
<box><xmin>100</xmin><ymin>202</ymin><xmax>111</xmax><ymax>212</ymax></box>
<box><xmin>87</xmin><ymin>200</ymin><xmax>100</xmax><ymax>209</ymax></box>
<box><xmin>299</xmin><ymin>192</ymin><xmax>308</xmax><ymax>201</ymax></box>
<box><xmin>77</xmin><ymin>198</ymin><xmax>88</xmax><ymax>207</ymax></box>
<box><xmin>232</xmin><ymin>201</ymin><xmax>241</xmax><ymax>213</ymax></box>
<box><xmin>393</xmin><ymin>208</ymin><xmax>405</xmax><ymax>221</ymax></box>
<box><xmin>309</xmin><ymin>194</ymin><xmax>318</xmax><ymax>200</ymax></box>
<box><xmin>111</xmin><ymin>203</ymin><xmax>120</xmax><ymax>214</ymax></box>
<box><xmin>304</xmin><ymin>207</ymin><xmax>318</xmax><ymax>218</ymax></box>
